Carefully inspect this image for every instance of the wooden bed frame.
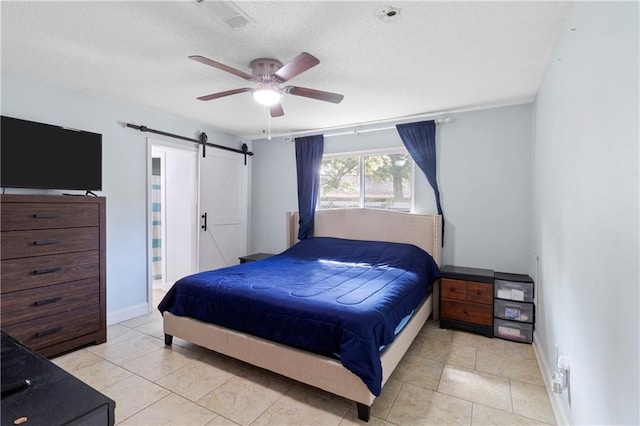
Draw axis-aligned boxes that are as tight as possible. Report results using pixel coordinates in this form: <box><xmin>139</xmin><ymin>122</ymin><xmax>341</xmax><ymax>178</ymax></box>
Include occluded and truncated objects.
<box><xmin>163</xmin><ymin>209</ymin><xmax>442</xmax><ymax>421</ymax></box>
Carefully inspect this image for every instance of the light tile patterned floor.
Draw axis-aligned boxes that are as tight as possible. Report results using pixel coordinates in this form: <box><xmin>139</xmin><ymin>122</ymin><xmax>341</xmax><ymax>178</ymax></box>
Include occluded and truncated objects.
<box><xmin>53</xmin><ymin>290</ymin><xmax>556</xmax><ymax>425</ymax></box>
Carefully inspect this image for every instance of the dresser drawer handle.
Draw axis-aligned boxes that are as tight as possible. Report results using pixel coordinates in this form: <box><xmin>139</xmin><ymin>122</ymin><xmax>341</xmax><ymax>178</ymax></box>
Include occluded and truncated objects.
<box><xmin>450</xmin><ymin>288</ymin><xmax>456</xmax><ymax>293</ymax></box>
<box><xmin>34</xmin><ymin>296</ymin><xmax>62</xmax><ymax>306</ymax></box>
<box><xmin>34</xmin><ymin>239</ymin><xmax>60</xmax><ymax>246</ymax></box>
<box><xmin>33</xmin><ymin>266</ymin><xmax>62</xmax><ymax>275</ymax></box>
<box><xmin>463</xmin><ymin>309</ymin><xmax>468</xmax><ymax>314</ymax></box>
<box><xmin>476</xmin><ymin>291</ymin><xmax>482</xmax><ymax>296</ymax></box>
<box><xmin>34</xmin><ymin>212</ymin><xmax>60</xmax><ymax>219</ymax></box>
<box><xmin>35</xmin><ymin>326</ymin><xmax>63</xmax><ymax>338</ymax></box>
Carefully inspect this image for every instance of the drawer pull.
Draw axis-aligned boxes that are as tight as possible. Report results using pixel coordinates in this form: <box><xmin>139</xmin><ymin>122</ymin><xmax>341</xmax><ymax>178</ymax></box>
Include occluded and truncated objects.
<box><xmin>476</xmin><ymin>291</ymin><xmax>482</xmax><ymax>296</ymax></box>
<box><xmin>34</xmin><ymin>296</ymin><xmax>62</xmax><ymax>306</ymax></box>
<box><xmin>33</xmin><ymin>266</ymin><xmax>62</xmax><ymax>275</ymax></box>
<box><xmin>35</xmin><ymin>326</ymin><xmax>63</xmax><ymax>338</ymax></box>
<box><xmin>34</xmin><ymin>239</ymin><xmax>60</xmax><ymax>246</ymax></box>
<box><xmin>450</xmin><ymin>288</ymin><xmax>456</xmax><ymax>293</ymax></box>
<box><xmin>463</xmin><ymin>309</ymin><xmax>468</xmax><ymax>314</ymax></box>
<box><xmin>34</xmin><ymin>212</ymin><xmax>60</xmax><ymax>219</ymax></box>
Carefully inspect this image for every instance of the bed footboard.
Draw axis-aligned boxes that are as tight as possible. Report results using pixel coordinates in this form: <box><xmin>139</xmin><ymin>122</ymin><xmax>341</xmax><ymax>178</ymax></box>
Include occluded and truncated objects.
<box><xmin>162</xmin><ymin>292</ymin><xmax>432</xmax><ymax>422</ymax></box>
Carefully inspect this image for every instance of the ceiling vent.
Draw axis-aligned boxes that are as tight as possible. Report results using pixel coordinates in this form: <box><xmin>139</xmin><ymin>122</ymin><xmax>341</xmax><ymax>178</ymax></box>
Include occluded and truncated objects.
<box><xmin>203</xmin><ymin>1</ymin><xmax>253</xmax><ymax>29</ymax></box>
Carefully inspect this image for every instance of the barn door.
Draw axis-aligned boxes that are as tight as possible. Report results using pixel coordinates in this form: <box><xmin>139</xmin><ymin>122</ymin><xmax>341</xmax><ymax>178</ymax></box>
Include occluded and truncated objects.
<box><xmin>199</xmin><ymin>147</ymin><xmax>248</xmax><ymax>271</ymax></box>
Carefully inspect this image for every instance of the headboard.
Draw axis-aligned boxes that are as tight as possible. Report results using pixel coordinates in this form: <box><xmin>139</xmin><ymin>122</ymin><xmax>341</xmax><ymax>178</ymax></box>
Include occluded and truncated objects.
<box><xmin>286</xmin><ymin>209</ymin><xmax>442</xmax><ymax>266</ymax></box>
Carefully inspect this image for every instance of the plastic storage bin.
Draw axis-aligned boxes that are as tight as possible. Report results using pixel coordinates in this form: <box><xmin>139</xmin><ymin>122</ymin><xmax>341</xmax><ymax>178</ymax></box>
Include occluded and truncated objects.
<box><xmin>494</xmin><ymin>318</ymin><xmax>533</xmax><ymax>343</ymax></box>
<box><xmin>494</xmin><ymin>272</ymin><xmax>534</xmax><ymax>303</ymax></box>
<box><xmin>494</xmin><ymin>299</ymin><xmax>534</xmax><ymax>323</ymax></box>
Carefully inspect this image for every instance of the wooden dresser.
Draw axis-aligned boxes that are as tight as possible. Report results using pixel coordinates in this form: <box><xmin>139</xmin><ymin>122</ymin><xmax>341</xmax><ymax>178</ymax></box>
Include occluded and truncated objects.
<box><xmin>0</xmin><ymin>194</ymin><xmax>106</xmax><ymax>357</ymax></box>
<box><xmin>439</xmin><ymin>265</ymin><xmax>494</xmax><ymax>337</ymax></box>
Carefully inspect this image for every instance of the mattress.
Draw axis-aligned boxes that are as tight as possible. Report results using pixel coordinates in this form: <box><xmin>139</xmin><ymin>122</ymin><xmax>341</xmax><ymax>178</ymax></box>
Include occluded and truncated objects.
<box><xmin>158</xmin><ymin>236</ymin><xmax>440</xmax><ymax>395</ymax></box>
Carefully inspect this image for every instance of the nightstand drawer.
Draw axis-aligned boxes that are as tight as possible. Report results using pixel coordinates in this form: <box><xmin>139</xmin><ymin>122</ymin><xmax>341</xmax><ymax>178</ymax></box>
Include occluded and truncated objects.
<box><xmin>441</xmin><ymin>279</ymin><xmax>492</xmax><ymax>305</ymax></box>
<box><xmin>441</xmin><ymin>278</ymin><xmax>467</xmax><ymax>301</ymax></box>
<box><xmin>441</xmin><ymin>299</ymin><xmax>493</xmax><ymax>326</ymax></box>
<box><xmin>1</xmin><ymin>251</ymin><xmax>100</xmax><ymax>293</ymax></box>
<box><xmin>1</xmin><ymin>203</ymin><xmax>99</xmax><ymax>231</ymax></box>
<box><xmin>467</xmin><ymin>282</ymin><xmax>493</xmax><ymax>304</ymax></box>
<box><xmin>1</xmin><ymin>278</ymin><xmax>100</xmax><ymax>326</ymax></box>
<box><xmin>1</xmin><ymin>227</ymin><xmax>99</xmax><ymax>259</ymax></box>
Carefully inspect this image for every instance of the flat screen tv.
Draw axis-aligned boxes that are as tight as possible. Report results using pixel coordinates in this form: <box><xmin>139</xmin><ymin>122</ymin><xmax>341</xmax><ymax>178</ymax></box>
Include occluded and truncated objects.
<box><xmin>1</xmin><ymin>116</ymin><xmax>102</xmax><ymax>191</ymax></box>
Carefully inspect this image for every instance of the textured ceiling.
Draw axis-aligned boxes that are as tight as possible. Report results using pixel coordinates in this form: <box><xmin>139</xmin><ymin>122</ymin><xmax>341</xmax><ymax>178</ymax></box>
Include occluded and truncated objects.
<box><xmin>1</xmin><ymin>1</ymin><xmax>572</xmax><ymax>140</ymax></box>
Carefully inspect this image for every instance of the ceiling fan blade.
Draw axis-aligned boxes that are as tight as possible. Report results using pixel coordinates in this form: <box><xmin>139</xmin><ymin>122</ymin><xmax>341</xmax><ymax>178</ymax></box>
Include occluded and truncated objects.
<box><xmin>285</xmin><ymin>86</ymin><xmax>344</xmax><ymax>104</ymax></box>
<box><xmin>189</xmin><ymin>55</ymin><xmax>254</xmax><ymax>81</ymax></box>
<box><xmin>197</xmin><ymin>88</ymin><xmax>252</xmax><ymax>101</ymax></box>
<box><xmin>270</xmin><ymin>102</ymin><xmax>284</xmax><ymax>117</ymax></box>
<box><xmin>274</xmin><ymin>52</ymin><xmax>319</xmax><ymax>82</ymax></box>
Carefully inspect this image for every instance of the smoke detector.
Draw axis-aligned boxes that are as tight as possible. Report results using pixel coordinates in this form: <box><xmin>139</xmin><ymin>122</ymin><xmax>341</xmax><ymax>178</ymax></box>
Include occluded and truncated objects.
<box><xmin>374</xmin><ymin>5</ymin><xmax>402</xmax><ymax>22</ymax></box>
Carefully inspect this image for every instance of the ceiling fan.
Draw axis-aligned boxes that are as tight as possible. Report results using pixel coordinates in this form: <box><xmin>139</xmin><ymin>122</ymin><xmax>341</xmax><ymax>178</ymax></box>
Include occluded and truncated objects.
<box><xmin>189</xmin><ymin>52</ymin><xmax>344</xmax><ymax>117</ymax></box>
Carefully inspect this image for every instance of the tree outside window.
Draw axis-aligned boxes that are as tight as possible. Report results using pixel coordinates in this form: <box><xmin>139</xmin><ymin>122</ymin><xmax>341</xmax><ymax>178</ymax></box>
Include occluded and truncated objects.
<box><xmin>319</xmin><ymin>150</ymin><xmax>412</xmax><ymax>211</ymax></box>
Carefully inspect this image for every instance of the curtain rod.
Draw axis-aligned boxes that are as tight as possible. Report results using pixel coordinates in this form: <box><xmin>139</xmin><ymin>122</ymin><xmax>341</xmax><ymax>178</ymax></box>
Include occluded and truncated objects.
<box><xmin>275</xmin><ymin>110</ymin><xmax>453</xmax><ymax>141</ymax></box>
<box><xmin>324</xmin><ymin>117</ymin><xmax>451</xmax><ymax>139</ymax></box>
<box><xmin>275</xmin><ymin>99</ymin><xmax>532</xmax><ymax>141</ymax></box>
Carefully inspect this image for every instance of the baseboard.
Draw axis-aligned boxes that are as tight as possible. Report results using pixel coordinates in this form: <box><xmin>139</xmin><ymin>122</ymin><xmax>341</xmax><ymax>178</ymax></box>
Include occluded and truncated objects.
<box><xmin>532</xmin><ymin>331</ymin><xmax>570</xmax><ymax>425</ymax></box>
<box><xmin>107</xmin><ymin>302</ymin><xmax>151</xmax><ymax>325</ymax></box>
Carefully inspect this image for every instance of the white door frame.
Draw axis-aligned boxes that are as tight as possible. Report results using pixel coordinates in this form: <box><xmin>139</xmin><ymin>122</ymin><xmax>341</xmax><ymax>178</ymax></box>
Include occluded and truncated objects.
<box><xmin>146</xmin><ymin>137</ymin><xmax>199</xmax><ymax>310</ymax></box>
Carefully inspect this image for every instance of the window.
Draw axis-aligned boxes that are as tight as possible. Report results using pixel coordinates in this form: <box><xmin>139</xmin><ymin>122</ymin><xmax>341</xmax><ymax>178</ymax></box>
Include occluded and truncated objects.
<box><xmin>319</xmin><ymin>149</ymin><xmax>413</xmax><ymax>212</ymax></box>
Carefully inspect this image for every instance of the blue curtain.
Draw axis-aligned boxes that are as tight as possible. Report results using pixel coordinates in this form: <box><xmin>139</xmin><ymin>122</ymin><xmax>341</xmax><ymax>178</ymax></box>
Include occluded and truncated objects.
<box><xmin>295</xmin><ymin>134</ymin><xmax>324</xmax><ymax>240</ymax></box>
<box><xmin>396</xmin><ymin>120</ymin><xmax>444</xmax><ymax>243</ymax></box>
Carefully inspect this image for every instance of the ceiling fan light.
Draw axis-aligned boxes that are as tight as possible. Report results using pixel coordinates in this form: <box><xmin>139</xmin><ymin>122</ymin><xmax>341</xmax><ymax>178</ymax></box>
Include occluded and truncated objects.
<box><xmin>252</xmin><ymin>88</ymin><xmax>281</xmax><ymax>106</ymax></box>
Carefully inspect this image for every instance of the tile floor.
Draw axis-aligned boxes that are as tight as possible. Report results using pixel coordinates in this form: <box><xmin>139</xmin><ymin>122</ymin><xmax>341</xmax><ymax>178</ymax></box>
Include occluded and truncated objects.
<box><xmin>53</xmin><ymin>291</ymin><xmax>556</xmax><ymax>425</ymax></box>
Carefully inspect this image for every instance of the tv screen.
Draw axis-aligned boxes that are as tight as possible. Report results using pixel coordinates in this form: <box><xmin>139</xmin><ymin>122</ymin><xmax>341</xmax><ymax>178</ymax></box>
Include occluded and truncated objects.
<box><xmin>1</xmin><ymin>116</ymin><xmax>102</xmax><ymax>191</ymax></box>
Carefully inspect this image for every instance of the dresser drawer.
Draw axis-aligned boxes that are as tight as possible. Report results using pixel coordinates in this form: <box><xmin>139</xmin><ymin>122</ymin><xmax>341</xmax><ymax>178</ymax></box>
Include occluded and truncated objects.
<box><xmin>1</xmin><ymin>203</ymin><xmax>99</xmax><ymax>231</ymax></box>
<box><xmin>1</xmin><ymin>278</ymin><xmax>100</xmax><ymax>326</ymax></box>
<box><xmin>2</xmin><ymin>304</ymin><xmax>101</xmax><ymax>351</ymax></box>
<box><xmin>441</xmin><ymin>299</ymin><xmax>493</xmax><ymax>326</ymax></box>
<box><xmin>1</xmin><ymin>227</ymin><xmax>99</xmax><ymax>260</ymax></box>
<box><xmin>0</xmin><ymin>251</ymin><xmax>99</xmax><ymax>293</ymax></box>
<box><xmin>441</xmin><ymin>278</ymin><xmax>468</xmax><ymax>301</ymax></box>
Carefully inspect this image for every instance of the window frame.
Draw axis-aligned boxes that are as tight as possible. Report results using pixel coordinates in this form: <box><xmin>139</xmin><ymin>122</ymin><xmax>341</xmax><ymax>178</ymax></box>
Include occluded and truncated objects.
<box><xmin>319</xmin><ymin>147</ymin><xmax>415</xmax><ymax>212</ymax></box>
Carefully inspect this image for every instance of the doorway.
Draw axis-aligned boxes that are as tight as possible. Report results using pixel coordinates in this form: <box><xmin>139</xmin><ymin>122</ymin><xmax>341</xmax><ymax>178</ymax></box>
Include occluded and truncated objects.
<box><xmin>147</xmin><ymin>139</ymin><xmax>198</xmax><ymax>303</ymax></box>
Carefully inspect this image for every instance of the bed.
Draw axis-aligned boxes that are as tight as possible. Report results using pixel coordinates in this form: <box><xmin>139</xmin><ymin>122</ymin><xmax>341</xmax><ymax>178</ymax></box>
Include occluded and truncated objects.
<box><xmin>160</xmin><ymin>209</ymin><xmax>442</xmax><ymax>421</ymax></box>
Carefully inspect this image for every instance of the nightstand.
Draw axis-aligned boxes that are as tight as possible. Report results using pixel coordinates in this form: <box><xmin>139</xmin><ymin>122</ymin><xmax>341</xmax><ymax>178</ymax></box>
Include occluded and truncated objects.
<box><xmin>239</xmin><ymin>253</ymin><xmax>274</xmax><ymax>264</ymax></box>
<box><xmin>439</xmin><ymin>265</ymin><xmax>494</xmax><ymax>337</ymax></box>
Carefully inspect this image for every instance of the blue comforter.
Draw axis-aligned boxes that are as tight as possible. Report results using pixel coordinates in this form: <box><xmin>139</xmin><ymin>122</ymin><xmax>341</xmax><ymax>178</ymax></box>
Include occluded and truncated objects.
<box><xmin>158</xmin><ymin>237</ymin><xmax>439</xmax><ymax>395</ymax></box>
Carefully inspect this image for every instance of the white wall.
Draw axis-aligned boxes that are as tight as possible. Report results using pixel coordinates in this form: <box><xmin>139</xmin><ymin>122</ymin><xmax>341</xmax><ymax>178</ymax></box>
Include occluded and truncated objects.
<box><xmin>532</xmin><ymin>2</ymin><xmax>639</xmax><ymax>424</ymax></box>
<box><xmin>251</xmin><ymin>103</ymin><xmax>533</xmax><ymax>274</ymax></box>
<box><xmin>1</xmin><ymin>71</ymin><xmax>250</xmax><ymax>324</ymax></box>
